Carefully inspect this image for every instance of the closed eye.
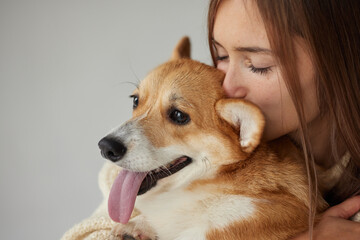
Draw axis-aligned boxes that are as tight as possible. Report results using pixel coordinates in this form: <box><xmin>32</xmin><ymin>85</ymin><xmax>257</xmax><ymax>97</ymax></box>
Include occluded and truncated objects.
<box><xmin>249</xmin><ymin>65</ymin><xmax>272</xmax><ymax>75</ymax></box>
<box><xmin>216</xmin><ymin>55</ymin><xmax>229</xmax><ymax>61</ymax></box>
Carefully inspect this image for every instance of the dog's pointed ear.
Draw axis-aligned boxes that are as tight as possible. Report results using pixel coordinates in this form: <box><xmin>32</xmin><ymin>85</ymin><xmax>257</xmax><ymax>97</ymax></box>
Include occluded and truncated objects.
<box><xmin>170</xmin><ymin>36</ymin><xmax>191</xmax><ymax>60</ymax></box>
<box><xmin>216</xmin><ymin>99</ymin><xmax>265</xmax><ymax>153</ymax></box>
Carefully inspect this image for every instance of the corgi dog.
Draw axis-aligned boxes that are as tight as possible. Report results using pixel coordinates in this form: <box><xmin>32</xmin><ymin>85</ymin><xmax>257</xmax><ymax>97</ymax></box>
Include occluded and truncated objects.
<box><xmin>98</xmin><ymin>37</ymin><xmax>327</xmax><ymax>240</ymax></box>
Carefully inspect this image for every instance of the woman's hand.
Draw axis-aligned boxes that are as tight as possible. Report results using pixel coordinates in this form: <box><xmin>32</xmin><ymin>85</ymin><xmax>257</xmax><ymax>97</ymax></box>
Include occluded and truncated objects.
<box><xmin>292</xmin><ymin>196</ymin><xmax>360</xmax><ymax>240</ymax></box>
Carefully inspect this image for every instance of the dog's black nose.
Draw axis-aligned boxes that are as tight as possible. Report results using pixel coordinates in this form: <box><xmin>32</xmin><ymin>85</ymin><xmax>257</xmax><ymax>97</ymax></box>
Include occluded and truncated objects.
<box><xmin>98</xmin><ymin>137</ymin><xmax>127</xmax><ymax>162</ymax></box>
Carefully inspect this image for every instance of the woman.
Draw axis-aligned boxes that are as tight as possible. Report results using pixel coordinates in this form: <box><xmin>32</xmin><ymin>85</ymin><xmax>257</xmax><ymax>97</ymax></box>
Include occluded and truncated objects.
<box><xmin>207</xmin><ymin>0</ymin><xmax>360</xmax><ymax>239</ymax></box>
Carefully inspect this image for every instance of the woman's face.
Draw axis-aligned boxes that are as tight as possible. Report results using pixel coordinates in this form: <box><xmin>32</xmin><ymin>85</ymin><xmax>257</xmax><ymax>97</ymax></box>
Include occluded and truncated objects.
<box><xmin>213</xmin><ymin>0</ymin><xmax>319</xmax><ymax>141</ymax></box>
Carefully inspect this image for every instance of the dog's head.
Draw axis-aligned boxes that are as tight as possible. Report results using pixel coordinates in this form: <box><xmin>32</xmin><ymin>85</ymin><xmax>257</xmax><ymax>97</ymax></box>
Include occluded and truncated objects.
<box><xmin>99</xmin><ymin>37</ymin><xmax>265</xmax><ymax>223</ymax></box>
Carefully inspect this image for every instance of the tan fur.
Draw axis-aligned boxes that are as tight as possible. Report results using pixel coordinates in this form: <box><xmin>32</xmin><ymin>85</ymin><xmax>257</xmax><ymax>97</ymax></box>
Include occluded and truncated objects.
<box><xmin>216</xmin><ymin>99</ymin><xmax>265</xmax><ymax>153</ymax></box>
<box><xmin>132</xmin><ymin>59</ymin><xmax>226</xmax><ymax>150</ymax></box>
<box><xmin>170</xmin><ymin>36</ymin><xmax>191</xmax><ymax>60</ymax></box>
<box><xmin>203</xmin><ymin>140</ymin><xmax>326</xmax><ymax>239</ymax></box>
<box><xmin>107</xmin><ymin>37</ymin><xmax>328</xmax><ymax>239</ymax></box>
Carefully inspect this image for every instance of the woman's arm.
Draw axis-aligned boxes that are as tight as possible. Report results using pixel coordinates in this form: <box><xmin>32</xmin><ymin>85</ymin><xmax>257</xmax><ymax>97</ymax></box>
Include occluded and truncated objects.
<box><xmin>291</xmin><ymin>196</ymin><xmax>360</xmax><ymax>240</ymax></box>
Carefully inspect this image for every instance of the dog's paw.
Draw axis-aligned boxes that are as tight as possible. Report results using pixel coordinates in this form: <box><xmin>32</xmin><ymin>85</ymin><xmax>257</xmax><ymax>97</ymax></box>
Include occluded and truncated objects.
<box><xmin>109</xmin><ymin>230</ymin><xmax>138</xmax><ymax>240</ymax></box>
<box><xmin>110</xmin><ymin>223</ymin><xmax>154</xmax><ymax>240</ymax></box>
<box><xmin>109</xmin><ymin>230</ymin><xmax>136</xmax><ymax>240</ymax></box>
<box><xmin>110</xmin><ymin>216</ymin><xmax>157</xmax><ymax>240</ymax></box>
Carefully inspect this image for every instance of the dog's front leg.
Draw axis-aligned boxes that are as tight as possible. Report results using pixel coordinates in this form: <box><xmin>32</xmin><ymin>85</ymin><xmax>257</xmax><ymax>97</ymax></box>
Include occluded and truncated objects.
<box><xmin>110</xmin><ymin>215</ymin><xmax>158</xmax><ymax>240</ymax></box>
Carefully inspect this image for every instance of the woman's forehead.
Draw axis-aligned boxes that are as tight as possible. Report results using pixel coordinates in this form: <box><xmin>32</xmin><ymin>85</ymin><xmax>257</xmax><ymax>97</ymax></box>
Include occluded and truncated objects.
<box><xmin>213</xmin><ymin>0</ymin><xmax>270</xmax><ymax>50</ymax></box>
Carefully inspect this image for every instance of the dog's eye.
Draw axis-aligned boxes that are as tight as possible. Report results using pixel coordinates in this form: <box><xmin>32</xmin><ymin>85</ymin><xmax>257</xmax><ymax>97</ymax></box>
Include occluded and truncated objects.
<box><xmin>130</xmin><ymin>95</ymin><xmax>139</xmax><ymax>109</ymax></box>
<box><xmin>168</xmin><ymin>109</ymin><xmax>190</xmax><ymax>125</ymax></box>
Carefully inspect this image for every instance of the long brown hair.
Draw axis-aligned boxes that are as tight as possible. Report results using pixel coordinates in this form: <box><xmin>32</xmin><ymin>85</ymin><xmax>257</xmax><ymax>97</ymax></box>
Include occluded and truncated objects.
<box><xmin>208</xmin><ymin>0</ymin><xmax>360</xmax><ymax>231</ymax></box>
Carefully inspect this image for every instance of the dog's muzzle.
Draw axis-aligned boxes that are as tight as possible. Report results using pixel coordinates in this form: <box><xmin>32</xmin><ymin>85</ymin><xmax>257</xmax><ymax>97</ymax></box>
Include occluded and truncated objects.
<box><xmin>98</xmin><ymin>137</ymin><xmax>127</xmax><ymax>162</ymax></box>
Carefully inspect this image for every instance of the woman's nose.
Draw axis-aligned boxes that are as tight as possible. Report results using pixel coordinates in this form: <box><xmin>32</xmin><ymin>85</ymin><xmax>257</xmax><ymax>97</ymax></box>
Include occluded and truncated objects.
<box><xmin>222</xmin><ymin>67</ymin><xmax>247</xmax><ymax>98</ymax></box>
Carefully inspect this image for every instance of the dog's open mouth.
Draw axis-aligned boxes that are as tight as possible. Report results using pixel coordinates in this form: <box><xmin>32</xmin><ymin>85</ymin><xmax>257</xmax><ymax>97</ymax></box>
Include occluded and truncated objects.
<box><xmin>108</xmin><ymin>156</ymin><xmax>192</xmax><ymax>224</ymax></box>
<box><xmin>138</xmin><ymin>156</ymin><xmax>192</xmax><ymax>195</ymax></box>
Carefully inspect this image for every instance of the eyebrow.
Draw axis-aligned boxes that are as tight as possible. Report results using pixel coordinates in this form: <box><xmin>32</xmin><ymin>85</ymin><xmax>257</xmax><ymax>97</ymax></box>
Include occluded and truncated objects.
<box><xmin>169</xmin><ymin>93</ymin><xmax>193</xmax><ymax>108</ymax></box>
<box><xmin>170</xmin><ymin>93</ymin><xmax>182</xmax><ymax>102</ymax></box>
<box><xmin>235</xmin><ymin>46</ymin><xmax>272</xmax><ymax>53</ymax></box>
<box><xmin>212</xmin><ymin>38</ymin><xmax>272</xmax><ymax>54</ymax></box>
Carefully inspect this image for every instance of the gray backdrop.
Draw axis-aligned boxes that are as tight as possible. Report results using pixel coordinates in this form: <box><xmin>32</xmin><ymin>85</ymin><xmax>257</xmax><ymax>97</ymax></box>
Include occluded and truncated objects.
<box><xmin>0</xmin><ymin>1</ymin><xmax>211</xmax><ymax>239</ymax></box>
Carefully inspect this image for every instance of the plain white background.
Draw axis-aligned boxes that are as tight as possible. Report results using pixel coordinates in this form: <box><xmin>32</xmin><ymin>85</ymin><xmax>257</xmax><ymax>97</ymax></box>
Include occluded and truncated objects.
<box><xmin>0</xmin><ymin>1</ymin><xmax>211</xmax><ymax>239</ymax></box>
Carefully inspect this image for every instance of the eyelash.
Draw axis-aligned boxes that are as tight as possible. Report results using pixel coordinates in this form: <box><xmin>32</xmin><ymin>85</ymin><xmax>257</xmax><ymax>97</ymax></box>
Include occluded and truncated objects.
<box><xmin>216</xmin><ymin>55</ymin><xmax>228</xmax><ymax>61</ymax></box>
<box><xmin>216</xmin><ymin>55</ymin><xmax>272</xmax><ymax>75</ymax></box>
<box><xmin>249</xmin><ymin>65</ymin><xmax>272</xmax><ymax>75</ymax></box>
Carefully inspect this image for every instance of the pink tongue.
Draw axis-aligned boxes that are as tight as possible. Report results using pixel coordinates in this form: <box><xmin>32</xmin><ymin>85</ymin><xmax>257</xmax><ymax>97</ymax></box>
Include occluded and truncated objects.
<box><xmin>108</xmin><ymin>169</ymin><xmax>147</xmax><ymax>224</ymax></box>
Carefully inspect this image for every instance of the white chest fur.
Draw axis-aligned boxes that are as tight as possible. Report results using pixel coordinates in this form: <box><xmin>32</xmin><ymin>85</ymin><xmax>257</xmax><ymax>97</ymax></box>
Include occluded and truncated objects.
<box><xmin>135</xmin><ymin>189</ymin><xmax>257</xmax><ymax>240</ymax></box>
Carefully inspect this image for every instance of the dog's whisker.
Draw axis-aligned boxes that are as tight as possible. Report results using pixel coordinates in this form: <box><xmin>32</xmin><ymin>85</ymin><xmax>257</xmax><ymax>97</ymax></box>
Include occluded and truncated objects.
<box><xmin>152</xmin><ymin>159</ymin><xmax>172</xmax><ymax>176</ymax></box>
<box><xmin>148</xmin><ymin>171</ymin><xmax>156</xmax><ymax>184</ymax></box>
<box><xmin>117</xmin><ymin>81</ymin><xmax>139</xmax><ymax>89</ymax></box>
<box><xmin>147</xmin><ymin>170</ymin><xmax>158</xmax><ymax>186</ymax></box>
<box><xmin>127</xmin><ymin>60</ymin><xmax>141</xmax><ymax>89</ymax></box>
<box><xmin>160</xmin><ymin>167</ymin><xmax>172</xmax><ymax>177</ymax></box>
